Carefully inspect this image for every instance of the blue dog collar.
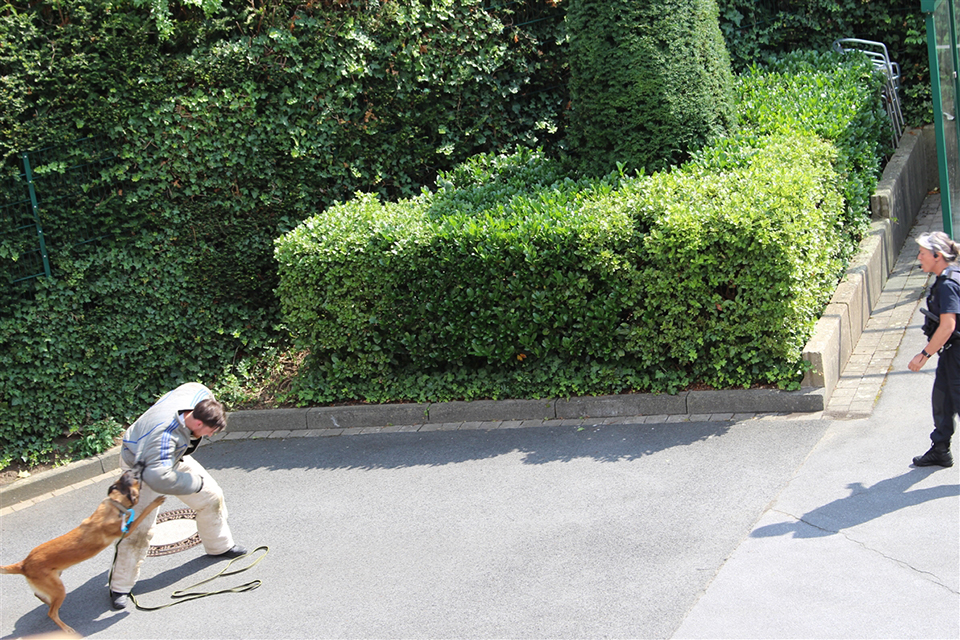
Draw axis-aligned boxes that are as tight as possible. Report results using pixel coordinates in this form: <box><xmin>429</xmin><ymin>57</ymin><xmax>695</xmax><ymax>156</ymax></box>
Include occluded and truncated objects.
<box><xmin>121</xmin><ymin>508</ymin><xmax>135</xmax><ymax>533</ymax></box>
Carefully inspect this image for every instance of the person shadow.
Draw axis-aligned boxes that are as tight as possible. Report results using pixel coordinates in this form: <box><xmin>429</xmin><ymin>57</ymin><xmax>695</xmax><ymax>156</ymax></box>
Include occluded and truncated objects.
<box><xmin>752</xmin><ymin>467</ymin><xmax>959</xmax><ymax>539</ymax></box>
<box><xmin>0</xmin><ymin>555</ymin><xmax>221</xmax><ymax>639</ymax></box>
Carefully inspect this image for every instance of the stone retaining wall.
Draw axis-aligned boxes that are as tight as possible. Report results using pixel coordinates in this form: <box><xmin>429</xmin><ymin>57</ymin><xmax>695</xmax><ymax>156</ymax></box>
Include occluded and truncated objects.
<box><xmin>802</xmin><ymin>126</ymin><xmax>937</xmax><ymax>396</ymax></box>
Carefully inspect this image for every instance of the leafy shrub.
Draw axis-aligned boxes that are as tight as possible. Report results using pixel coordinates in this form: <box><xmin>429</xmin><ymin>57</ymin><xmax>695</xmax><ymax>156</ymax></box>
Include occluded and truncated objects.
<box><xmin>276</xmin><ymin>51</ymin><xmax>887</xmax><ymax>403</ymax></box>
<box><xmin>0</xmin><ymin>229</ymin><xmax>276</xmax><ymax>468</ymax></box>
<box><xmin>277</xmin><ymin>133</ymin><xmax>845</xmax><ymax>401</ymax></box>
<box><xmin>565</xmin><ymin>0</ymin><xmax>735</xmax><ymax>176</ymax></box>
<box><xmin>735</xmin><ymin>50</ymin><xmax>890</xmax><ymax>251</ymax></box>
<box><xmin>715</xmin><ymin>0</ymin><xmax>931</xmax><ymax>126</ymax></box>
<box><xmin>275</xmin><ymin>148</ymin><xmax>646</xmax><ymax>402</ymax></box>
<box><xmin>70</xmin><ymin>418</ymin><xmax>124</xmax><ymax>460</ymax></box>
<box><xmin>633</xmin><ymin>133</ymin><xmax>844</xmax><ymax>387</ymax></box>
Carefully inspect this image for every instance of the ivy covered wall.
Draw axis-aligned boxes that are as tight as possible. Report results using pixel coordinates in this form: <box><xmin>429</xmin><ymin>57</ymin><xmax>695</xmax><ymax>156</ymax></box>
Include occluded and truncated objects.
<box><xmin>0</xmin><ymin>0</ymin><xmax>567</xmax><ymax>466</ymax></box>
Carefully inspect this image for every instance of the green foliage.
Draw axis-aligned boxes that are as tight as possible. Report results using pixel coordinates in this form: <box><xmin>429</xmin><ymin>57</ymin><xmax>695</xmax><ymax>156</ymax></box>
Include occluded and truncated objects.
<box><xmin>275</xmin><ymin>148</ymin><xmax>645</xmax><ymax>402</ymax></box>
<box><xmin>634</xmin><ymin>134</ymin><xmax>844</xmax><ymax>387</ymax></box>
<box><xmin>276</xmin><ymin>52</ymin><xmax>887</xmax><ymax>403</ymax></box>
<box><xmin>0</xmin><ymin>0</ymin><xmax>566</xmax><ymax>467</ymax></box>
<box><xmin>131</xmin><ymin>0</ymin><xmax>222</xmax><ymax>41</ymax></box>
<box><xmin>70</xmin><ymin>418</ymin><xmax>124</xmax><ymax>460</ymax></box>
<box><xmin>565</xmin><ymin>0</ymin><xmax>735</xmax><ymax>176</ymax></box>
<box><xmin>0</xmin><ymin>230</ymin><xmax>276</xmax><ymax>467</ymax></box>
<box><xmin>734</xmin><ymin>50</ymin><xmax>890</xmax><ymax>249</ymax></box>
<box><xmin>715</xmin><ymin>0</ymin><xmax>932</xmax><ymax>125</ymax></box>
<box><xmin>0</xmin><ymin>0</ymin><xmax>894</xmax><ymax>467</ymax></box>
<box><xmin>276</xmin><ymin>143</ymin><xmax>838</xmax><ymax>401</ymax></box>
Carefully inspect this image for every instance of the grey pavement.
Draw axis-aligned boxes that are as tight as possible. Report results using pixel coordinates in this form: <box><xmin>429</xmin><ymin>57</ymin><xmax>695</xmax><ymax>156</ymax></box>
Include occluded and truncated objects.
<box><xmin>1</xmin><ymin>200</ymin><xmax>958</xmax><ymax>638</ymax></box>
<box><xmin>674</xmin><ymin>302</ymin><xmax>959</xmax><ymax>639</ymax></box>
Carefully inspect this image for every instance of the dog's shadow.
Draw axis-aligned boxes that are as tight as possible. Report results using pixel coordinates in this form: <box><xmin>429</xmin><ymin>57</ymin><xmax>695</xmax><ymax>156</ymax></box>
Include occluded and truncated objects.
<box><xmin>1</xmin><ymin>555</ymin><xmax>220</xmax><ymax>639</ymax></box>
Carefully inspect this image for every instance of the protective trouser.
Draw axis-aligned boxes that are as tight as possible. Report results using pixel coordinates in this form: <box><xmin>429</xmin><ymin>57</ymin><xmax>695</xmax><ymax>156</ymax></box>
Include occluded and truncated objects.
<box><xmin>109</xmin><ymin>455</ymin><xmax>234</xmax><ymax>594</ymax></box>
<box><xmin>930</xmin><ymin>346</ymin><xmax>960</xmax><ymax>446</ymax></box>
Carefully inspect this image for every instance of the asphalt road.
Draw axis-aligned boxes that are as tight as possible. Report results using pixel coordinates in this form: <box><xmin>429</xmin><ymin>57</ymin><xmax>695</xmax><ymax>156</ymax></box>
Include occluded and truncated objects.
<box><xmin>2</xmin><ymin>415</ymin><xmax>831</xmax><ymax>639</ymax></box>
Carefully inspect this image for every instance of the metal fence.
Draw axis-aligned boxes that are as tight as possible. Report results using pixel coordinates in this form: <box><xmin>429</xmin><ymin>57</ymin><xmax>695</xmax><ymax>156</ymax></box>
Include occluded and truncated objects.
<box><xmin>1</xmin><ymin>137</ymin><xmax>117</xmax><ymax>285</ymax></box>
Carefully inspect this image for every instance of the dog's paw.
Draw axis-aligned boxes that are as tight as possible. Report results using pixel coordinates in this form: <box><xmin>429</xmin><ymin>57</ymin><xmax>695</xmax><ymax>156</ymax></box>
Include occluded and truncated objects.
<box><xmin>150</xmin><ymin>496</ymin><xmax>167</xmax><ymax>507</ymax></box>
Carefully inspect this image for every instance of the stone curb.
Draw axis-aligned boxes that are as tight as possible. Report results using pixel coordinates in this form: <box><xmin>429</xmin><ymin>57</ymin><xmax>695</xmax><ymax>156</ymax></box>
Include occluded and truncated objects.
<box><xmin>1</xmin><ymin>446</ymin><xmax>121</xmax><ymax>510</ymax></box>
<box><xmin>0</xmin><ymin>127</ymin><xmax>933</xmax><ymax>509</ymax></box>
<box><xmin>226</xmin><ymin>388</ymin><xmax>826</xmax><ymax>435</ymax></box>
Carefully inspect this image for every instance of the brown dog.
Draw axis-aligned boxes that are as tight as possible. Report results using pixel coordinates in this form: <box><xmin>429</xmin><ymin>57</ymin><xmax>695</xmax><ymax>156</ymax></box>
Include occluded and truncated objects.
<box><xmin>1</xmin><ymin>464</ymin><xmax>165</xmax><ymax>635</ymax></box>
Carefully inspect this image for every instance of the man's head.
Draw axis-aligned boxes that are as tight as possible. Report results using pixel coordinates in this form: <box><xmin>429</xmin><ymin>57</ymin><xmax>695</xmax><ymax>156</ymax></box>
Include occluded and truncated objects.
<box><xmin>185</xmin><ymin>398</ymin><xmax>227</xmax><ymax>436</ymax></box>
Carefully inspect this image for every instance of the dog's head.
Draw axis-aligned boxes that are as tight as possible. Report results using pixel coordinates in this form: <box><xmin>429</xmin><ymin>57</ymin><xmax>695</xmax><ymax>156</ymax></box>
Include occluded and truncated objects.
<box><xmin>109</xmin><ymin>462</ymin><xmax>146</xmax><ymax>507</ymax></box>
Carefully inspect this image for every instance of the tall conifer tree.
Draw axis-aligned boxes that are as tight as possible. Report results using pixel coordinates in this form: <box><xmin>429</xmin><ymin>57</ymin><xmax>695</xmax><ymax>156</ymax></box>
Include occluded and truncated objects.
<box><xmin>566</xmin><ymin>0</ymin><xmax>735</xmax><ymax>175</ymax></box>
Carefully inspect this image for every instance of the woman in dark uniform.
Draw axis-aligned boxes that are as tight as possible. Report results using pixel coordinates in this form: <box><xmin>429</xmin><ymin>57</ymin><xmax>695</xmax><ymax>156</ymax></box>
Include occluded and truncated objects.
<box><xmin>908</xmin><ymin>231</ymin><xmax>960</xmax><ymax>467</ymax></box>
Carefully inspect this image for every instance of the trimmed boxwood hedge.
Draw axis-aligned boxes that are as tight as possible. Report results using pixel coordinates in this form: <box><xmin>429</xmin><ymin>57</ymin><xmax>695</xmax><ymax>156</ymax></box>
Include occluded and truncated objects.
<box><xmin>632</xmin><ymin>134</ymin><xmax>843</xmax><ymax>387</ymax></box>
<box><xmin>275</xmin><ymin>51</ymin><xmax>886</xmax><ymax>403</ymax></box>
<box><xmin>275</xmin><ymin>140</ymin><xmax>841</xmax><ymax>401</ymax></box>
<box><xmin>735</xmin><ymin>50</ymin><xmax>890</xmax><ymax>253</ymax></box>
<box><xmin>715</xmin><ymin>0</ymin><xmax>931</xmax><ymax>127</ymax></box>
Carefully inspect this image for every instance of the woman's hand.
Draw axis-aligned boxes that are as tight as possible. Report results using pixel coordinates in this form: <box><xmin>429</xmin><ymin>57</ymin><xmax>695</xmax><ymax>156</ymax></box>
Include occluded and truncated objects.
<box><xmin>909</xmin><ymin>352</ymin><xmax>929</xmax><ymax>372</ymax></box>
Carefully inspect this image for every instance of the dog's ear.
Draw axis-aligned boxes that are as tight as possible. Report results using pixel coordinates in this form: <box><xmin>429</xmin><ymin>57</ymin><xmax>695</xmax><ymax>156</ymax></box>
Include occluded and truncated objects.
<box><xmin>109</xmin><ymin>471</ymin><xmax>128</xmax><ymax>496</ymax></box>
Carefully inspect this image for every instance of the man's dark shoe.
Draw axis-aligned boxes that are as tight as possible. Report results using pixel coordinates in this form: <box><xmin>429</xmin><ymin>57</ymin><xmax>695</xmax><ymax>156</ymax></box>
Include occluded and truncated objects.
<box><xmin>209</xmin><ymin>544</ymin><xmax>248</xmax><ymax>559</ymax></box>
<box><xmin>110</xmin><ymin>590</ymin><xmax>129</xmax><ymax>610</ymax></box>
<box><xmin>912</xmin><ymin>442</ymin><xmax>954</xmax><ymax>467</ymax></box>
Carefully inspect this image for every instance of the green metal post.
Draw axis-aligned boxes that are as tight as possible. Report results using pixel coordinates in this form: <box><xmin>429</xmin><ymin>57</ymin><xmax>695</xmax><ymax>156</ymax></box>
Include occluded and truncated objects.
<box><xmin>947</xmin><ymin>0</ymin><xmax>960</xmax><ymax>236</ymax></box>
<box><xmin>922</xmin><ymin>0</ymin><xmax>958</xmax><ymax>237</ymax></box>
<box><xmin>950</xmin><ymin>0</ymin><xmax>960</xmax><ymax>221</ymax></box>
<box><xmin>22</xmin><ymin>151</ymin><xmax>52</xmax><ymax>279</ymax></box>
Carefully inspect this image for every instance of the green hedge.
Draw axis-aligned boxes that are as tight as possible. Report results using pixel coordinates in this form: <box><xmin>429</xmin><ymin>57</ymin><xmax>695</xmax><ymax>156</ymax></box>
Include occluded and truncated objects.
<box><xmin>0</xmin><ymin>228</ymin><xmax>277</xmax><ymax>465</ymax></box>
<box><xmin>276</xmin><ymin>132</ymin><xmax>844</xmax><ymax>402</ymax></box>
<box><xmin>275</xmin><ymin>51</ymin><xmax>887</xmax><ymax>403</ymax></box>
<box><xmin>566</xmin><ymin>0</ymin><xmax>735</xmax><ymax>175</ymax></box>
<box><xmin>275</xmin><ymin>148</ymin><xmax>639</xmax><ymax>402</ymax></box>
<box><xmin>633</xmin><ymin>134</ymin><xmax>843</xmax><ymax>387</ymax></box>
<box><xmin>715</xmin><ymin>0</ymin><xmax>931</xmax><ymax>126</ymax></box>
<box><xmin>734</xmin><ymin>50</ymin><xmax>890</xmax><ymax>250</ymax></box>
<box><xmin>276</xmin><ymin>135</ymin><xmax>842</xmax><ymax>403</ymax></box>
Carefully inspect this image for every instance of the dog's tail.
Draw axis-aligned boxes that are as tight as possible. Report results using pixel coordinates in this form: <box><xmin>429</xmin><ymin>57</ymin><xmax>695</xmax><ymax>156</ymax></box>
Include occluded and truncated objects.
<box><xmin>1</xmin><ymin>562</ymin><xmax>25</xmax><ymax>575</ymax></box>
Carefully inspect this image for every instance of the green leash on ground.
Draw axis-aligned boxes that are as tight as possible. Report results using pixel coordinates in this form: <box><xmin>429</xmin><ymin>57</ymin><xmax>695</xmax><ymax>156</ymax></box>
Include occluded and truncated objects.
<box><xmin>129</xmin><ymin>546</ymin><xmax>269</xmax><ymax>611</ymax></box>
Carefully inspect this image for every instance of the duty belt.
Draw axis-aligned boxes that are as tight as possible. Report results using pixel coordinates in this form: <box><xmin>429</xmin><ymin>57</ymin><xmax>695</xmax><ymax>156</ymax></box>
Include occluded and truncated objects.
<box><xmin>921</xmin><ymin>308</ymin><xmax>960</xmax><ymax>350</ymax></box>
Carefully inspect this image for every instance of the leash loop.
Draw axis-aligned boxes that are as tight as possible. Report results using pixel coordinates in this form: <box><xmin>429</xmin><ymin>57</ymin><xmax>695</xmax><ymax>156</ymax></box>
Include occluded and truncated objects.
<box><xmin>129</xmin><ymin>546</ymin><xmax>268</xmax><ymax>611</ymax></box>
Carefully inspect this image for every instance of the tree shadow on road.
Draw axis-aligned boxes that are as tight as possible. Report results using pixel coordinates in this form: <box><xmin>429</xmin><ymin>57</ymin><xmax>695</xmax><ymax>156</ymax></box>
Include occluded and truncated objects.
<box><xmin>751</xmin><ymin>468</ymin><xmax>960</xmax><ymax>538</ymax></box>
<box><xmin>197</xmin><ymin>420</ymin><xmax>748</xmax><ymax>473</ymax></box>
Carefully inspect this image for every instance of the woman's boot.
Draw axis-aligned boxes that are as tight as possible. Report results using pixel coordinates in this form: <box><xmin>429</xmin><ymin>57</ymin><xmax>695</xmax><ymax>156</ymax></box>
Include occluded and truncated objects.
<box><xmin>912</xmin><ymin>441</ymin><xmax>954</xmax><ymax>467</ymax></box>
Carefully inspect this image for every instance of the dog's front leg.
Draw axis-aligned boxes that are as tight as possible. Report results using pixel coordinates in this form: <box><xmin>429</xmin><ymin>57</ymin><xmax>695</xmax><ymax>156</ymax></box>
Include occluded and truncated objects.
<box><xmin>127</xmin><ymin>496</ymin><xmax>166</xmax><ymax>534</ymax></box>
